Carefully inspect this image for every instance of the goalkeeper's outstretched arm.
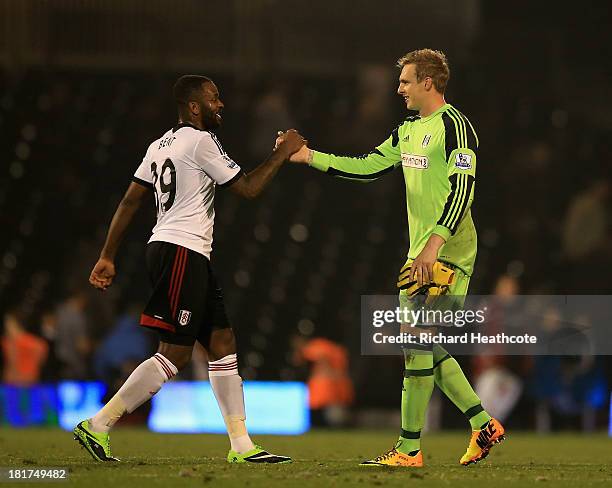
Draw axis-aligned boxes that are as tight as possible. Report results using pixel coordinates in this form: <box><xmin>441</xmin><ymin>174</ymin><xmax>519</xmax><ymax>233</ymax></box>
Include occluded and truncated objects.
<box><xmin>289</xmin><ymin>126</ymin><xmax>403</xmax><ymax>183</ymax></box>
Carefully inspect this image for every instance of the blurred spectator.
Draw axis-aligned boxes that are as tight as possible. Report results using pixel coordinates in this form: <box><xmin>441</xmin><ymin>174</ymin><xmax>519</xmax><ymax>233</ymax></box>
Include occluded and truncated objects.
<box><xmin>562</xmin><ymin>181</ymin><xmax>610</xmax><ymax>261</ymax></box>
<box><xmin>39</xmin><ymin>308</ymin><xmax>62</xmax><ymax>382</ymax></box>
<box><xmin>93</xmin><ymin>303</ymin><xmax>153</xmax><ymax>385</ymax></box>
<box><xmin>472</xmin><ymin>274</ymin><xmax>526</xmax><ymax>422</ymax></box>
<box><xmin>55</xmin><ymin>291</ymin><xmax>91</xmax><ymax>379</ymax></box>
<box><xmin>562</xmin><ymin>180</ymin><xmax>611</xmax><ymax>292</ymax></box>
<box><xmin>530</xmin><ymin>307</ymin><xmax>607</xmax><ymax>432</ymax></box>
<box><xmin>292</xmin><ymin>335</ymin><xmax>354</xmax><ymax>428</ymax></box>
<box><xmin>346</xmin><ymin>65</ymin><xmax>394</xmax><ymax>149</ymax></box>
<box><xmin>1</xmin><ymin>308</ymin><xmax>48</xmax><ymax>386</ymax></box>
<box><xmin>248</xmin><ymin>82</ymin><xmax>295</xmax><ymax>160</ymax></box>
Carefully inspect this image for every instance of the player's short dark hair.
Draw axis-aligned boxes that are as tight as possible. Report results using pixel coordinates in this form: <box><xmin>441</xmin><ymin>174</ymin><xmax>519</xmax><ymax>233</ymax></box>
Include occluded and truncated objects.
<box><xmin>397</xmin><ymin>49</ymin><xmax>450</xmax><ymax>93</ymax></box>
<box><xmin>173</xmin><ymin>75</ymin><xmax>213</xmax><ymax>108</ymax></box>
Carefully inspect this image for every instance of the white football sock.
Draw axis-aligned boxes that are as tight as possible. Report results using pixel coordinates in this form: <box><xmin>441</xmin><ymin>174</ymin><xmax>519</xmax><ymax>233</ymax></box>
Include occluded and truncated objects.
<box><xmin>89</xmin><ymin>353</ymin><xmax>178</xmax><ymax>433</ymax></box>
<box><xmin>209</xmin><ymin>354</ymin><xmax>255</xmax><ymax>453</ymax></box>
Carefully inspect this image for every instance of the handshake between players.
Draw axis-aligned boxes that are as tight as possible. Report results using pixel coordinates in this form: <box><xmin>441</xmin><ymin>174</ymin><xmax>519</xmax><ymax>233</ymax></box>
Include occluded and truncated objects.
<box><xmin>275</xmin><ymin>129</ymin><xmax>311</xmax><ymax>164</ymax></box>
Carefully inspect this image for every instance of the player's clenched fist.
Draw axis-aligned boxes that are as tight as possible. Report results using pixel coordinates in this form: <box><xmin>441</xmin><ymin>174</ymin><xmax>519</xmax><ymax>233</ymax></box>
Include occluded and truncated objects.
<box><xmin>275</xmin><ymin>129</ymin><xmax>307</xmax><ymax>158</ymax></box>
<box><xmin>275</xmin><ymin>131</ymin><xmax>311</xmax><ymax>164</ymax></box>
<box><xmin>89</xmin><ymin>258</ymin><xmax>116</xmax><ymax>291</ymax></box>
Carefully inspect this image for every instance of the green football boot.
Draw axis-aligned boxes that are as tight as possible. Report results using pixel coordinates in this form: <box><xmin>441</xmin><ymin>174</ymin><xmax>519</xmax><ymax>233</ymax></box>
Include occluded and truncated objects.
<box><xmin>73</xmin><ymin>420</ymin><xmax>119</xmax><ymax>462</ymax></box>
<box><xmin>227</xmin><ymin>445</ymin><xmax>291</xmax><ymax>464</ymax></box>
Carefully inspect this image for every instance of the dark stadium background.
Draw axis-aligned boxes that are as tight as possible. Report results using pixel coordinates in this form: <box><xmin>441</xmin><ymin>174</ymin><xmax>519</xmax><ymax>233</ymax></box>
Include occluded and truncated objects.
<box><xmin>0</xmin><ymin>0</ymin><xmax>610</xmax><ymax>430</ymax></box>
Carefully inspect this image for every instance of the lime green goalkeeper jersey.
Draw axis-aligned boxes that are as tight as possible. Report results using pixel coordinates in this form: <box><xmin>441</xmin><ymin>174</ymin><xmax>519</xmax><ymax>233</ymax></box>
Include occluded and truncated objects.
<box><xmin>310</xmin><ymin>103</ymin><xmax>478</xmax><ymax>276</ymax></box>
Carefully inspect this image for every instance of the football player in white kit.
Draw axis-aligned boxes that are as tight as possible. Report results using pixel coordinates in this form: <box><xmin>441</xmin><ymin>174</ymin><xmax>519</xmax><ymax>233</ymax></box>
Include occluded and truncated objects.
<box><xmin>74</xmin><ymin>75</ymin><xmax>305</xmax><ymax>464</ymax></box>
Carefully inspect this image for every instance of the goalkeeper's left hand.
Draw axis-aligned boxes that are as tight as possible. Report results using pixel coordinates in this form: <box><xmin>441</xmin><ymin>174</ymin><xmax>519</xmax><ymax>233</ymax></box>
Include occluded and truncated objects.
<box><xmin>410</xmin><ymin>233</ymin><xmax>446</xmax><ymax>286</ymax></box>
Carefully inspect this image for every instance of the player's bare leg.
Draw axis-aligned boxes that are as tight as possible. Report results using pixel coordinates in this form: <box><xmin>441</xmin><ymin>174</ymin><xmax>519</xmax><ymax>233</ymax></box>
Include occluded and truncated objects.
<box><xmin>73</xmin><ymin>342</ymin><xmax>189</xmax><ymax>462</ymax></box>
<box><xmin>204</xmin><ymin>327</ymin><xmax>291</xmax><ymax>464</ymax></box>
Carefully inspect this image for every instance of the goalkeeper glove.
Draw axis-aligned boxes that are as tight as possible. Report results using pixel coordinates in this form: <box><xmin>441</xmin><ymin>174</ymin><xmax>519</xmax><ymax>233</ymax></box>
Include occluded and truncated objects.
<box><xmin>396</xmin><ymin>260</ymin><xmax>456</xmax><ymax>304</ymax></box>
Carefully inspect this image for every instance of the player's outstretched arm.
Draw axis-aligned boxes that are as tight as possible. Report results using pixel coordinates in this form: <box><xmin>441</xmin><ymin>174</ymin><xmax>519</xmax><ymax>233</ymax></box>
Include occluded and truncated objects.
<box><xmin>229</xmin><ymin>130</ymin><xmax>306</xmax><ymax>199</ymax></box>
<box><xmin>283</xmin><ymin>127</ymin><xmax>403</xmax><ymax>183</ymax></box>
<box><xmin>89</xmin><ymin>182</ymin><xmax>150</xmax><ymax>291</ymax></box>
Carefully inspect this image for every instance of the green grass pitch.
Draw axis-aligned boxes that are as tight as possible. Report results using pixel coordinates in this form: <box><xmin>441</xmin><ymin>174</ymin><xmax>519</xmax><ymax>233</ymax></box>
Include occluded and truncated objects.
<box><xmin>0</xmin><ymin>428</ymin><xmax>610</xmax><ymax>487</ymax></box>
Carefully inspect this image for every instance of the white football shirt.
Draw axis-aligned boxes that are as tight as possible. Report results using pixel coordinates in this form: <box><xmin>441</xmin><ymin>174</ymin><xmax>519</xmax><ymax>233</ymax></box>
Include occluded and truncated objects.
<box><xmin>133</xmin><ymin>122</ymin><xmax>242</xmax><ymax>258</ymax></box>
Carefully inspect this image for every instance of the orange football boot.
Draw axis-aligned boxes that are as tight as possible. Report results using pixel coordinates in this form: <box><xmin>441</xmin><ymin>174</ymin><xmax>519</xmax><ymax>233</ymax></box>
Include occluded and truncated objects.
<box><xmin>460</xmin><ymin>418</ymin><xmax>506</xmax><ymax>466</ymax></box>
<box><xmin>360</xmin><ymin>447</ymin><xmax>423</xmax><ymax>467</ymax></box>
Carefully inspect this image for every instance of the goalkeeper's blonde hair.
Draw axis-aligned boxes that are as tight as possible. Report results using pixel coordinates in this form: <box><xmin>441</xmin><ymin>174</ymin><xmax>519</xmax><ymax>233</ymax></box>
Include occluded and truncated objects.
<box><xmin>397</xmin><ymin>49</ymin><xmax>450</xmax><ymax>93</ymax></box>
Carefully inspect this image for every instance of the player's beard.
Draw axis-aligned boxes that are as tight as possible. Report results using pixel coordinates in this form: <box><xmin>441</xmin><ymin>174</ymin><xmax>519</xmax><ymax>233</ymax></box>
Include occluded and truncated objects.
<box><xmin>202</xmin><ymin>110</ymin><xmax>222</xmax><ymax>130</ymax></box>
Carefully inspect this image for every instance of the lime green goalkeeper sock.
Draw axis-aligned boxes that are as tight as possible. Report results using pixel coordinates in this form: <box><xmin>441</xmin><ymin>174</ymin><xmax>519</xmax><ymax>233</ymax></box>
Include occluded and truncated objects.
<box><xmin>433</xmin><ymin>345</ymin><xmax>491</xmax><ymax>430</ymax></box>
<box><xmin>397</xmin><ymin>349</ymin><xmax>434</xmax><ymax>455</ymax></box>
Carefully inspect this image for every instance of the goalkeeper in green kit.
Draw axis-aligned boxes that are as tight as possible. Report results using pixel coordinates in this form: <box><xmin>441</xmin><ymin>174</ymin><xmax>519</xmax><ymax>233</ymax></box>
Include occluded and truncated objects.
<box><xmin>286</xmin><ymin>49</ymin><xmax>505</xmax><ymax>467</ymax></box>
